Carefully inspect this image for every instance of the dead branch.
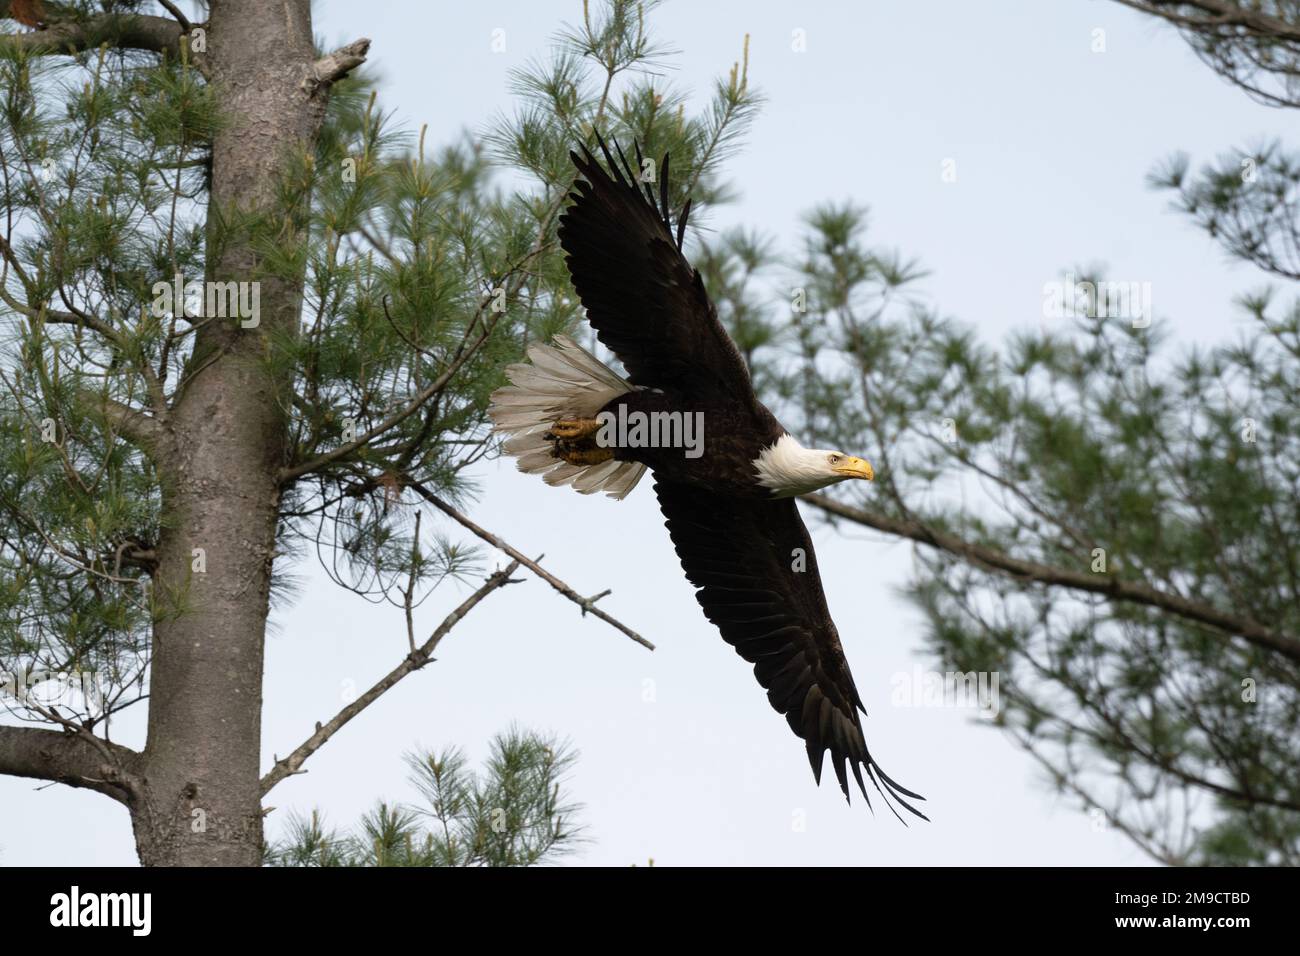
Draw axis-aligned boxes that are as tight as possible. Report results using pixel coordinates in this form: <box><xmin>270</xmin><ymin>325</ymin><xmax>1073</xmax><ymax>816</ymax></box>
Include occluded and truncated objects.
<box><xmin>408</xmin><ymin>480</ymin><xmax>655</xmax><ymax>651</ymax></box>
<box><xmin>260</xmin><ymin>560</ymin><xmax>522</xmax><ymax>796</ymax></box>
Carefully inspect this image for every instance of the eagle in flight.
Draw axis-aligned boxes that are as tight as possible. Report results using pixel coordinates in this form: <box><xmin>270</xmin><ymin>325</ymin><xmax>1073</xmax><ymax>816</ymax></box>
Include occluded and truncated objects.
<box><xmin>489</xmin><ymin>136</ymin><xmax>926</xmax><ymax>821</ymax></box>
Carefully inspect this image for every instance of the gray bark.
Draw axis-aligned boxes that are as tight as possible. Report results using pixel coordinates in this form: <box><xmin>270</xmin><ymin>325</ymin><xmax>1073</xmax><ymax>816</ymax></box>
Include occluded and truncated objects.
<box><xmin>131</xmin><ymin>0</ymin><xmax>336</xmax><ymax>866</ymax></box>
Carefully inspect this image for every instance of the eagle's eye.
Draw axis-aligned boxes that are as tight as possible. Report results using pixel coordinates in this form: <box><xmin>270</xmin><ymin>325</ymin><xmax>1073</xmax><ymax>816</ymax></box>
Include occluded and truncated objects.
<box><xmin>827</xmin><ymin>454</ymin><xmax>841</xmax><ymax>465</ymax></box>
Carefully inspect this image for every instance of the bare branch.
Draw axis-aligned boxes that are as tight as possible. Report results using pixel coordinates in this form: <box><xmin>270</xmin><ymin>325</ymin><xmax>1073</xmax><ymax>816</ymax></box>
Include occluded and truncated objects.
<box><xmin>0</xmin><ymin>723</ymin><xmax>141</xmax><ymax>805</ymax></box>
<box><xmin>302</xmin><ymin>37</ymin><xmax>371</xmax><ymax>93</ymax></box>
<box><xmin>78</xmin><ymin>390</ymin><xmax>164</xmax><ymax>452</ymax></box>
<box><xmin>408</xmin><ymin>480</ymin><xmax>656</xmax><ymax>651</ymax></box>
<box><xmin>260</xmin><ymin>560</ymin><xmax>521</xmax><ymax>796</ymax></box>
<box><xmin>155</xmin><ymin>0</ymin><xmax>191</xmax><ymax>33</ymax></box>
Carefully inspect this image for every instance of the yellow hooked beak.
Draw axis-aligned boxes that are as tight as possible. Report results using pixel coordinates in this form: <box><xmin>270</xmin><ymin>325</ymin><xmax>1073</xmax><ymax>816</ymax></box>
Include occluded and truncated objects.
<box><xmin>833</xmin><ymin>456</ymin><xmax>874</xmax><ymax>481</ymax></box>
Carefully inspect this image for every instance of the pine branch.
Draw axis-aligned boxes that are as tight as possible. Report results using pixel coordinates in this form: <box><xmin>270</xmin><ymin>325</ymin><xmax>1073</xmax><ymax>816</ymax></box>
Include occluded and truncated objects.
<box><xmin>278</xmin><ymin>238</ymin><xmax>554</xmax><ymax>485</ymax></box>
<box><xmin>0</xmin><ymin>0</ymin><xmax>200</xmax><ymax>64</ymax></box>
<box><xmin>0</xmin><ymin>237</ymin><xmax>128</xmax><ymax>349</ymax></box>
<box><xmin>277</xmin><ymin>312</ymin><xmax>495</xmax><ymax>484</ymax></box>
<box><xmin>0</xmin><ymin>237</ymin><xmax>171</xmax><ymax>421</ymax></box>
<box><xmin>1113</xmin><ymin>0</ymin><xmax>1300</xmax><ymax>42</ymax></box>
<box><xmin>801</xmin><ymin>492</ymin><xmax>1300</xmax><ymax>665</ymax></box>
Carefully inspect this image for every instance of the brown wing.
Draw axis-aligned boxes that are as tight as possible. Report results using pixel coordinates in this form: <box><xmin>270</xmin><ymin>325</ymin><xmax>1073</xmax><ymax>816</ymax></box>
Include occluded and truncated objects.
<box><xmin>654</xmin><ymin>479</ymin><xmax>927</xmax><ymax>820</ymax></box>
<box><xmin>558</xmin><ymin>135</ymin><xmax>754</xmax><ymax>397</ymax></box>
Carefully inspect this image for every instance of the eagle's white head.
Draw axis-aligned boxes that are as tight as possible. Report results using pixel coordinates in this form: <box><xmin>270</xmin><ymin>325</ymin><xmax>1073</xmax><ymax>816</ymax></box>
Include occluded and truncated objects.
<box><xmin>753</xmin><ymin>434</ymin><xmax>875</xmax><ymax>498</ymax></box>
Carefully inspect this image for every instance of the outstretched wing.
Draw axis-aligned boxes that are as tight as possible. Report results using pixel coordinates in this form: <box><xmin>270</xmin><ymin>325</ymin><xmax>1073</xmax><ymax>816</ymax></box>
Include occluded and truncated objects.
<box><xmin>558</xmin><ymin>136</ymin><xmax>753</xmax><ymax>397</ymax></box>
<box><xmin>654</xmin><ymin>479</ymin><xmax>927</xmax><ymax>820</ymax></box>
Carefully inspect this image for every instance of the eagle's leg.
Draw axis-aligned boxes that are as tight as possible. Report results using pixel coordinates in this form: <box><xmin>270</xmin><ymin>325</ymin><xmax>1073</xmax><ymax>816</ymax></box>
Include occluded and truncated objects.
<box><xmin>545</xmin><ymin>418</ymin><xmax>613</xmax><ymax>466</ymax></box>
<box><xmin>547</xmin><ymin>418</ymin><xmax>603</xmax><ymax>440</ymax></box>
<box><xmin>555</xmin><ymin>445</ymin><xmax>614</xmax><ymax>466</ymax></box>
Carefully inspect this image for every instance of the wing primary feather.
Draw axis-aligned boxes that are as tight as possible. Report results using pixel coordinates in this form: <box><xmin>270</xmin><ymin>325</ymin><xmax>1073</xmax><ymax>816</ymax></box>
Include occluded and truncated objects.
<box><xmin>578</xmin><ymin>138</ymin><xmax>600</xmax><ymax>173</ymax></box>
<box><xmin>851</xmin><ymin>761</ymin><xmax>873</xmax><ymax>814</ymax></box>
<box><xmin>876</xmin><ymin>766</ymin><xmax>930</xmax><ymax>822</ymax></box>
<box><xmin>676</xmin><ymin>197</ymin><xmax>691</xmax><ymax>249</ymax></box>
<box><xmin>805</xmin><ymin>737</ymin><xmax>825</xmax><ymax>785</ymax></box>
<box><xmin>833</xmin><ymin>752</ymin><xmax>850</xmax><ymax>802</ymax></box>
<box><xmin>876</xmin><ymin>765</ymin><xmax>927</xmax><ymax>802</ymax></box>
<box><xmin>594</xmin><ymin>130</ymin><xmax>624</xmax><ymax>186</ymax></box>
<box><xmin>866</xmin><ymin>763</ymin><xmax>929</xmax><ymax>824</ymax></box>
<box><xmin>613</xmin><ymin>138</ymin><xmax>637</xmax><ymax>187</ymax></box>
<box><xmin>659</xmin><ymin>152</ymin><xmax>672</xmax><ymax>232</ymax></box>
<box><xmin>867</xmin><ymin>765</ymin><xmax>910</xmax><ymax>825</ymax></box>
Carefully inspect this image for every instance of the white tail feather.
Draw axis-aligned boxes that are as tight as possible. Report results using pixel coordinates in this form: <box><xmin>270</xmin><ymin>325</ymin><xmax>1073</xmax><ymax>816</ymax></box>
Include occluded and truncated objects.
<box><xmin>488</xmin><ymin>335</ymin><xmax>647</xmax><ymax>500</ymax></box>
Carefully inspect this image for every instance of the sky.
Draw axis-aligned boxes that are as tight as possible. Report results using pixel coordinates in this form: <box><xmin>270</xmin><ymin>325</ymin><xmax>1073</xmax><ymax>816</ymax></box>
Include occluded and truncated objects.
<box><xmin>1</xmin><ymin>0</ymin><xmax>1283</xmax><ymax>866</ymax></box>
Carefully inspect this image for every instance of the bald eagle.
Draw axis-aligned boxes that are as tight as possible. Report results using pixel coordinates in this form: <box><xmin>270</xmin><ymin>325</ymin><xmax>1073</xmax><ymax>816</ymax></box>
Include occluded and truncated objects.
<box><xmin>488</xmin><ymin>137</ymin><xmax>926</xmax><ymax>821</ymax></box>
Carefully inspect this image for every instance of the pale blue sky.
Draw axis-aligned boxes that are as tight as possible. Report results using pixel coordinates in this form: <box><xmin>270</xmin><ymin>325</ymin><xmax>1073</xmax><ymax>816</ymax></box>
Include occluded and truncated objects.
<box><xmin>2</xmin><ymin>0</ymin><xmax>1279</xmax><ymax>866</ymax></box>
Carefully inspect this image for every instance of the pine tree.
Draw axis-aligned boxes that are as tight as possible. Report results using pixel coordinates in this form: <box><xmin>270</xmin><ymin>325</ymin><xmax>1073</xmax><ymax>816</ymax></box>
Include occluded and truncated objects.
<box><xmin>0</xmin><ymin>0</ymin><xmax>755</xmax><ymax>865</ymax></box>
<box><xmin>266</xmin><ymin>728</ymin><xmax>583</xmax><ymax>867</ymax></box>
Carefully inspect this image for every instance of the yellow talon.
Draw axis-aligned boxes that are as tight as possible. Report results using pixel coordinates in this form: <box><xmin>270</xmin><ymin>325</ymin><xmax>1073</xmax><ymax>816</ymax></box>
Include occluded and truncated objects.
<box><xmin>558</xmin><ymin>446</ymin><xmax>614</xmax><ymax>466</ymax></box>
<box><xmin>548</xmin><ymin>418</ymin><xmax>603</xmax><ymax>441</ymax></box>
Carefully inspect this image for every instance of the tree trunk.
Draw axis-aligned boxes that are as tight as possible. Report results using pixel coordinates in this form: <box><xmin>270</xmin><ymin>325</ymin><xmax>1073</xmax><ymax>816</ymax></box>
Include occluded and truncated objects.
<box><xmin>131</xmin><ymin>0</ymin><xmax>329</xmax><ymax>866</ymax></box>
